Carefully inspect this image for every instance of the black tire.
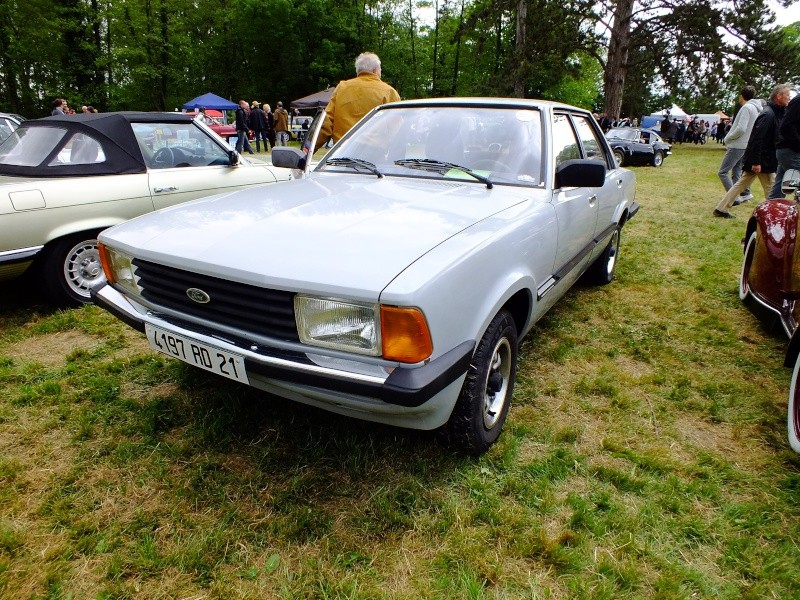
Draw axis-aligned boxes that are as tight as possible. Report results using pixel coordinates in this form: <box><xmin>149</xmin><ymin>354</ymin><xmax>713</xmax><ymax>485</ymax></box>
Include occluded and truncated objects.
<box><xmin>652</xmin><ymin>151</ymin><xmax>664</xmax><ymax>167</ymax></box>
<box><xmin>740</xmin><ymin>231</ymin><xmax>756</xmax><ymax>301</ymax></box>
<box><xmin>585</xmin><ymin>226</ymin><xmax>621</xmax><ymax>285</ymax></box>
<box><xmin>789</xmin><ymin>352</ymin><xmax>800</xmax><ymax>454</ymax></box>
<box><xmin>441</xmin><ymin>310</ymin><xmax>517</xmax><ymax>455</ymax></box>
<box><xmin>613</xmin><ymin>149</ymin><xmax>625</xmax><ymax>167</ymax></box>
<box><xmin>39</xmin><ymin>231</ymin><xmax>104</xmax><ymax>306</ymax></box>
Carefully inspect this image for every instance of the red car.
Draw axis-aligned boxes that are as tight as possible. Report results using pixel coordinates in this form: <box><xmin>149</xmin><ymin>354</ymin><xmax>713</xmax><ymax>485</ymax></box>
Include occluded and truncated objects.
<box><xmin>190</xmin><ymin>110</ymin><xmax>252</xmax><ymax>143</ymax></box>
<box><xmin>740</xmin><ymin>169</ymin><xmax>800</xmax><ymax>453</ymax></box>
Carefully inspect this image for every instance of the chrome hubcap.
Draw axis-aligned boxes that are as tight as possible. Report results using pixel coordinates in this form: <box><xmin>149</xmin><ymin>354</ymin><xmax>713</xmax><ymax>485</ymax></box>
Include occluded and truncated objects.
<box><xmin>483</xmin><ymin>337</ymin><xmax>512</xmax><ymax>429</ymax></box>
<box><xmin>64</xmin><ymin>240</ymin><xmax>103</xmax><ymax>298</ymax></box>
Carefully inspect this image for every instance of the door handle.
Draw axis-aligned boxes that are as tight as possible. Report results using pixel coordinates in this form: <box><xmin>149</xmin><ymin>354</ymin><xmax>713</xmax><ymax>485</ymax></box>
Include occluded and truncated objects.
<box><xmin>589</xmin><ymin>194</ymin><xmax>597</xmax><ymax>206</ymax></box>
<box><xmin>154</xmin><ymin>186</ymin><xmax>178</xmax><ymax>193</ymax></box>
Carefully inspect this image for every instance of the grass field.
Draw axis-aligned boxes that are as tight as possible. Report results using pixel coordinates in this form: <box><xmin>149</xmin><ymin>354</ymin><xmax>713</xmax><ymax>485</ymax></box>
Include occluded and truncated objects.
<box><xmin>2</xmin><ymin>142</ymin><xmax>800</xmax><ymax>599</ymax></box>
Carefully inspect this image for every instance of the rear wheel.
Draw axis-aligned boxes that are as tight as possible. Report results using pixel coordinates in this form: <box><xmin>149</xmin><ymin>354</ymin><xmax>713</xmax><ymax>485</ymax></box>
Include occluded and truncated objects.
<box><xmin>585</xmin><ymin>227</ymin><xmax>621</xmax><ymax>285</ymax></box>
<box><xmin>613</xmin><ymin>149</ymin><xmax>625</xmax><ymax>167</ymax></box>
<box><xmin>740</xmin><ymin>231</ymin><xmax>756</xmax><ymax>301</ymax></box>
<box><xmin>441</xmin><ymin>310</ymin><xmax>517</xmax><ymax>455</ymax></box>
<box><xmin>788</xmin><ymin>353</ymin><xmax>800</xmax><ymax>453</ymax></box>
<box><xmin>652</xmin><ymin>151</ymin><xmax>664</xmax><ymax>167</ymax></box>
<box><xmin>39</xmin><ymin>231</ymin><xmax>104</xmax><ymax>306</ymax></box>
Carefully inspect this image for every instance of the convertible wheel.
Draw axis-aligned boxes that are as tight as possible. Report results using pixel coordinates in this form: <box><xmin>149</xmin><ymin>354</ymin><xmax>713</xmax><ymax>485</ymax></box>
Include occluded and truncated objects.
<box><xmin>739</xmin><ymin>231</ymin><xmax>756</xmax><ymax>301</ymax></box>
<box><xmin>39</xmin><ymin>231</ymin><xmax>104</xmax><ymax>306</ymax></box>
<box><xmin>441</xmin><ymin>310</ymin><xmax>517</xmax><ymax>455</ymax></box>
<box><xmin>789</xmin><ymin>353</ymin><xmax>800</xmax><ymax>453</ymax></box>
<box><xmin>585</xmin><ymin>226</ymin><xmax>621</xmax><ymax>285</ymax></box>
<box><xmin>613</xmin><ymin>149</ymin><xmax>625</xmax><ymax>167</ymax></box>
<box><xmin>652</xmin><ymin>151</ymin><xmax>664</xmax><ymax>167</ymax></box>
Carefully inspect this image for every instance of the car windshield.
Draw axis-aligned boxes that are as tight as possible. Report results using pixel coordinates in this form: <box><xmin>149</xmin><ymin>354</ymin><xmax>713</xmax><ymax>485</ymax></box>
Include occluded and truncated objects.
<box><xmin>0</xmin><ymin>127</ymin><xmax>68</xmax><ymax>166</ymax></box>
<box><xmin>319</xmin><ymin>106</ymin><xmax>543</xmax><ymax>187</ymax></box>
<box><xmin>606</xmin><ymin>128</ymin><xmax>638</xmax><ymax>141</ymax></box>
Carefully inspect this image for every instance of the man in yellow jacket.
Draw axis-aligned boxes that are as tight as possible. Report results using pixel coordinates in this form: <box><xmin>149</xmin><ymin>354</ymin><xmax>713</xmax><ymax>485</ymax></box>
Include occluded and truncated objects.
<box><xmin>315</xmin><ymin>52</ymin><xmax>400</xmax><ymax>151</ymax></box>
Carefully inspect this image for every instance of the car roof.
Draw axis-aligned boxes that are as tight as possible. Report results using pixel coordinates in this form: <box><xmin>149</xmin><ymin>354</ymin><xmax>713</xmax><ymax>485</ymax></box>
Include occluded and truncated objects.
<box><xmin>0</xmin><ymin>112</ymin><xmax>195</xmax><ymax>178</ymax></box>
<box><xmin>376</xmin><ymin>97</ymin><xmax>591</xmax><ymax>114</ymax></box>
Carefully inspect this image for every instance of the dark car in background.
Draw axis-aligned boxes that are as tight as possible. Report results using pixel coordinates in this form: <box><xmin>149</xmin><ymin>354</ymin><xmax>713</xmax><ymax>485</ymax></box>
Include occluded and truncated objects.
<box><xmin>605</xmin><ymin>127</ymin><xmax>671</xmax><ymax>167</ymax></box>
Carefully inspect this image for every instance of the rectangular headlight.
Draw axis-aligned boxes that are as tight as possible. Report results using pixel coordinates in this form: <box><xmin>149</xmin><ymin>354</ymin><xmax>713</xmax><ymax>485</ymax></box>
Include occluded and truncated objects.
<box><xmin>295</xmin><ymin>295</ymin><xmax>380</xmax><ymax>355</ymax></box>
<box><xmin>98</xmin><ymin>243</ymin><xmax>141</xmax><ymax>296</ymax></box>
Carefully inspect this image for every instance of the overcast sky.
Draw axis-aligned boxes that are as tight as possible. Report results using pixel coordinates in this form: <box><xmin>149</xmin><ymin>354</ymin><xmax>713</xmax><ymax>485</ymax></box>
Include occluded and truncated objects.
<box><xmin>771</xmin><ymin>0</ymin><xmax>800</xmax><ymax>26</ymax></box>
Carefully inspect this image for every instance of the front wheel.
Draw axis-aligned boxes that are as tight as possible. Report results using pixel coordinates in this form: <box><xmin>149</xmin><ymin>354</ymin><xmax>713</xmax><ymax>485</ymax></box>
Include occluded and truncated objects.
<box><xmin>652</xmin><ymin>151</ymin><xmax>664</xmax><ymax>167</ymax></box>
<box><xmin>740</xmin><ymin>231</ymin><xmax>756</xmax><ymax>301</ymax></box>
<box><xmin>788</xmin><ymin>353</ymin><xmax>800</xmax><ymax>453</ymax></box>
<box><xmin>441</xmin><ymin>310</ymin><xmax>518</xmax><ymax>455</ymax></box>
<box><xmin>39</xmin><ymin>231</ymin><xmax>104</xmax><ymax>306</ymax></box>
<box><xmin>613</xmin><ymin>149</ymin><xmax>625</xmax><ymax>167</ymax></box>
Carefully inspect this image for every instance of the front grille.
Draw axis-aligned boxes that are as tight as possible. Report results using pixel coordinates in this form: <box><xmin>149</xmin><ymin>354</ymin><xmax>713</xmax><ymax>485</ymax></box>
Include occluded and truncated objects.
<box><xmin>132</xmin><ymin>258</ymin><xmax>298</xmax><ymax>341</ymax></box>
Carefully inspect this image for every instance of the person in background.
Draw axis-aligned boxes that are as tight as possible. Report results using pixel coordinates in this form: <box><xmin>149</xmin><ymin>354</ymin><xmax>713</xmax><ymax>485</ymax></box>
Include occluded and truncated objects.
<box><xmin>314</xmin><ymin>52</ymin><xmax>401</xmax><ymax>151</ymax></box>
<box><xmin>249</xmin><ymin>101</ymin><xmax>268</xmax><ymax>152</ymax></box>
<box><xmin>234</xmin><ymin>99</ymin><xmax>254</xmax><ymax>154</ymax></box>
<box><xmin>273</xmin><ymin>101</ymin><xmax>290</xmax><ymax>146</ymax></box>
<box><xmin>263</xmin><ymin>104</ymin><xmax>276</xmax><ymax>149</ymax></box>
<box><xmin>770</xmin><ymin>90</ymin><xmax>800</xmax><ymax>199</ymax></box>
<box><xmin>714</xmin><ymin>83</ymin><xmax>791</xmax><ymax>217</ymax></box>
<box><xmin>51</xmin><ymin>98</ymin><xmax>67</xmax><ymax>116</ymax></box>
<box><xmin>719</xmin><ymin>85</ymin><xmax>762</xmax><ymax>203</ymax></box>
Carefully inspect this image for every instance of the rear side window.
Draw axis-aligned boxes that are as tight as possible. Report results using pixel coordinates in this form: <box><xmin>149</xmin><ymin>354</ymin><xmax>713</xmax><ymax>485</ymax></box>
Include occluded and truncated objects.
<box><xmin>0</xmin><ymin>127</ymin><xmax>67</xmax><ymax>166</ymax></box>
<box><xmin>49</xmin><ymin>133</ymin><xmax>106</xmax><ymax>166</ymax></box>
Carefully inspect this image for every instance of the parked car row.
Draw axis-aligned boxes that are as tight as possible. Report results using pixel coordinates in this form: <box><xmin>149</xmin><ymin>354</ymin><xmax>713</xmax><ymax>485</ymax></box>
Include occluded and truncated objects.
<box><xmin>89</xmin><ymin>98</ymin><xmax>639</xmax><ymax>454</ymax></box>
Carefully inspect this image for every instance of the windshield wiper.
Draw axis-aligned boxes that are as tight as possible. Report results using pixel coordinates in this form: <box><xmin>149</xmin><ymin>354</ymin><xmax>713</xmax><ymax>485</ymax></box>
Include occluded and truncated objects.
<box><xmin>324</xmin><ymin>157</ymin><xmax>383</xmax><ymax>178</ymax></box>
<box><xmin>394</xmin><ymin>158</ymin><xmax>493</xmax><ymax>189</ymax></box>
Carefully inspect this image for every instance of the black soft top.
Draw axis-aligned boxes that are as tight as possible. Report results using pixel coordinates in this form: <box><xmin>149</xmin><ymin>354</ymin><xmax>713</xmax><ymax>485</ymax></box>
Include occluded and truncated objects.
<box><xmin>0</xmin><ymin>112</ymin><xmax>196</xmax><ymax>177</ymax></box>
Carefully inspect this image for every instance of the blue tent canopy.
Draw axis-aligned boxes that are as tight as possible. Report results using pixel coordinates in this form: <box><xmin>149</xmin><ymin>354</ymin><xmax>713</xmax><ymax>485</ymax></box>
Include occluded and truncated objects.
<box><xmin>182</xmin><ymin>93</ymin><xmax>237</xmax><ymax>111</ymax></box>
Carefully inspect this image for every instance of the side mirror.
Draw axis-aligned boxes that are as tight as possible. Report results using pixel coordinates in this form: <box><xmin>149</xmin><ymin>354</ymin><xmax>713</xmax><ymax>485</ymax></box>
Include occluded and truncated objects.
<box><xmin>555</xmin><ymin>159</ymin><xmax>606</xmax><ymax>189</ymax></box>
<box><xmin>228</xmin><ymin>150</ymin><xmax>239</xmax><ymax>166</ymax></box>
<box><xmin>782</xmin><ymin>169</ymin><xmax>800</xmax><ymax>196</ymax></box>
<box><xmin>271</xmin><ymin>147</ymin><xmax>307</xmax><ymax>170</ymax></box>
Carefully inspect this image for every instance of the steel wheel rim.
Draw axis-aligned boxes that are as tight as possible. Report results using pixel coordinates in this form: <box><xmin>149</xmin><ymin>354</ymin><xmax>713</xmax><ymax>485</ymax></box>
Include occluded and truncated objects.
<box><xmin>614</xmin><ymin>151</ymin><xmax>624</xmax><ymax>167</ymax></box>
<box><xmin>63</xmin><ymin>240</ymin><xmax>103</xmax><ymax>298</ymax></box>
<box><xmin>482</xmin><ymin>337</ymin><xmax>512</xmax><ymax>429</ymax></box>
<box><xmin>654</xmin><ymin>152</ymin><xmax>663</xmax><ymax>166</ymax></box>
<box><xmin>740</xmin><ymin>233</ymin><xmax>755</xmax><ymax>300</ymax></box>
<box><xmin>606</xmin><ymin>229</ymin><xmax>620</xmax><ymax>276</ymax></box>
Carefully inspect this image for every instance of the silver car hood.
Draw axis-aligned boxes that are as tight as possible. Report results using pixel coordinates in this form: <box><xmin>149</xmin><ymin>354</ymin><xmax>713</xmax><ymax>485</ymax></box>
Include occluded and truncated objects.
<box><xmin>102</xmin><ymin>173</ymin><xmax>537</xmax><ymax>298</ymax></box>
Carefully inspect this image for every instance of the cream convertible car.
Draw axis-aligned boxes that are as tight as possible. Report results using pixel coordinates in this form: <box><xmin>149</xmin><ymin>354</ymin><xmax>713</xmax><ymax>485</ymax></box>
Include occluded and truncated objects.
<box><xmin>92</xmin><ymin>98</ymin><xmax>639</xmax><ymax>454</ymax></box>
<box><xmin>0</xmin><ymin>112</ymin><xmax>290</xmax><ymax>305</ymax></box>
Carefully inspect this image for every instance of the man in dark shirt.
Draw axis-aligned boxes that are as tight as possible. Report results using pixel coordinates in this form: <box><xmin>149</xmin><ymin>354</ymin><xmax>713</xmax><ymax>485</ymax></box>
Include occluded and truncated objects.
<box><xmin>771</xmin><ymin>90</ymin><xmax>800</xmax><ymax>199</ymax></box>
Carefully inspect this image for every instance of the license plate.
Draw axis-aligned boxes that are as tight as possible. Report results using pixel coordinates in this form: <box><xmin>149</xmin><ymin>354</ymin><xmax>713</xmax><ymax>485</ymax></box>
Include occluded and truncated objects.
<box><xmin>145</xmin><ymin>324</ymin><xmax>249</xmax><ymax>384</ymax></box>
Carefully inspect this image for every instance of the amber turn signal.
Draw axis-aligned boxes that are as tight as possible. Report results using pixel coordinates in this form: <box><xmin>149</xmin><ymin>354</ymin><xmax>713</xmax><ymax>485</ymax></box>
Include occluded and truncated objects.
<box><xmin>97</xmin><ymin>242</ymin><xmax>116</xmax><ymax>284</ymax></box>
<box><xmin>380</xmin><ymin>306</ymin><xmax>433</xmax><ymax>363</ymax></box>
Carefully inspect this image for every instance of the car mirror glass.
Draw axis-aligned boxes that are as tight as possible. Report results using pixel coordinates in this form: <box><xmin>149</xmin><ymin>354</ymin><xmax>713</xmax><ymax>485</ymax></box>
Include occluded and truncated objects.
<box><xmin>228</xmin><ymin>150</ymin><xmax>239</xmax><ymax>166</ymax></box>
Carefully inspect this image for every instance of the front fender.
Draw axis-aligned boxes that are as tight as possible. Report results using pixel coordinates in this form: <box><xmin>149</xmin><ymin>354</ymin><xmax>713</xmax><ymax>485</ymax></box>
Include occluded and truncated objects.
<box><xmin>751</xmin><ymin>199</ymin><xmax>799</xmax><ymax>300</ymax></box>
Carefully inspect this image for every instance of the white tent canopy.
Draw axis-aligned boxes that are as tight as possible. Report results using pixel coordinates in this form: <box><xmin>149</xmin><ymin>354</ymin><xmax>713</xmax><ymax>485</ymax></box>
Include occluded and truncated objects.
<box><xmin>650</xmin><ymin>104</ymin><xmax>688</xmax><ymax>118</ymax></box>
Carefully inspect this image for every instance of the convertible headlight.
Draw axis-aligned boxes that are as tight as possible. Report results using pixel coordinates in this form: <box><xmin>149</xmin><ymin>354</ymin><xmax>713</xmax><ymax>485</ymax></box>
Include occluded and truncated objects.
<box><xmin>98</xmin><ymin>243</ymin><xmax>141</xmax><ymax>296</ymax></box>
<box><xmin>295</xmin><ymin>296</ymin><xmax>381</xmax><ymax>355</ymax></box>
<box><xmin>295</xmin><ymin>295</ymin><xmax>434</xmax><ymax>363</ymax></box>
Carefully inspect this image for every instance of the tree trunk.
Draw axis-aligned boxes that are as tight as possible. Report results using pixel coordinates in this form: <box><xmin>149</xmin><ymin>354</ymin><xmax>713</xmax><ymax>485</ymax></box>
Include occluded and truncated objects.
<box><xmin>603</xmin><ymin>0</ymin><xmax>634</xmax><ymax>120</ymax></box>
<box><xmin>513</xmin><ymin>0</ymin><xmax>527</xmax><ymax>98</ymax></box>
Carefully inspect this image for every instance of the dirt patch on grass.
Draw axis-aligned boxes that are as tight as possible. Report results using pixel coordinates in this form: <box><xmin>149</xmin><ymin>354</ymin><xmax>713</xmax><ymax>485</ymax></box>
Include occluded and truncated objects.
<box><xmin>5</xmin><ymin>330</ymin><xmax>102</xmax><ymax>367</ymax></box>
